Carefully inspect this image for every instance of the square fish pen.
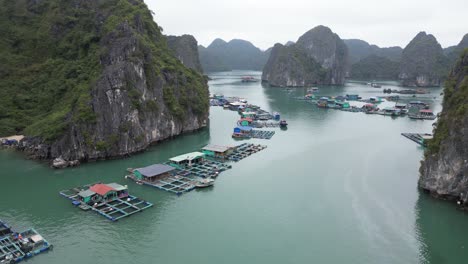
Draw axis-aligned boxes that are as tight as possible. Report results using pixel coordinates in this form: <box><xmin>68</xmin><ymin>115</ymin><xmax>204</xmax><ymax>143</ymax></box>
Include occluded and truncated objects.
<box><xmin>126</xmin><ymin>172</ymin><xmax>196</xmax><ymax>195</ymax></box>
<box><xmin>251</xmin><ymin>130</ymin><xmax>275</xmax><ymax>139</ymax></box>
<box><xmin>0</xmin><ymin>228</ymin><xmax>52</xmax><ymax>263</ymax></box>
<box><xmin>59</xmin><ymin>183</ymin><xmax>153</xmax><ymax>222</ymax></box>
<box><xmin>226</xmin><ymin>143</ymin><xmax>267</xmax><ymax>162</ymax></box>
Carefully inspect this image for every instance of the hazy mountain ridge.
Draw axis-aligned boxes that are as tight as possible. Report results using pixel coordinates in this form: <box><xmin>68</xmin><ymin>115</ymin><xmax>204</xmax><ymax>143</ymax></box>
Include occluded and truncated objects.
<box><xmin>198</xmin><ymin>38</ymin><xmax>270</xmax><ymax>72</ymax></box>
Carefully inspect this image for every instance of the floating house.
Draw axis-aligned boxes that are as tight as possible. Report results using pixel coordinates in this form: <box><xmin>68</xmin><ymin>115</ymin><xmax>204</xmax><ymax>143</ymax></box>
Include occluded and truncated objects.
<box><xmin>346</xmin><ymin>94</ymin><xmax>360</xmax><ymax>101</ymax></box>
<box><xmin>408</xmin><ymin>101</ymin><xmax>428</xmax><ymax>109</ymax></box>
<box><xmin>60</xmin><ymin>183</ymin><xmax>153</xmax><ymax>221</ymax></box>
<box><xmin>369</xmin><ymin>96</ymin><xmax>382</xmax><ymax>103</ymax></box>
<box><xmin>77</xmin><ymin>183</ymin><xmax>129</xmax><ymax>204</ymax></box>
<box><xmin>335</xmin><ymin>95</ymin><xmax>346</xmax><ymax>102</ymax></box>
<box><xmin>382</xmin><ymin>107</ymin><xmax>401</xmax><ymax>116</ymax></box>
<box><xmin>238</xmin><ymin>118</ymin><xmax>253</xmax><ymax>126</ymax></box>
<box><xmin>336</xmin><ymin>101</ymin><xmax>350</xmax><ymax>109</ymax></box>
<box><xmin>132</xmin><ymin>164</ymin><xmax>175</xmax><ymax>182</ymax></box>
<box><xmin>232</xmin><ymin>126</ymin><xmax>253</xmax><ymax>138</ymax></box>
<box><xmin>169</xmin><ymin>152</ymin><xmax>205</xmax><ymax>168</ymax></box>
<box><xmin>202</xmin><ymin>145</ymin><xmax>235</xmax><ymax>159</ymax></box>
<box><xmin>241</xmin><ymin>112</ymin><xmax>256</xmax><ymax>118</ymax></box>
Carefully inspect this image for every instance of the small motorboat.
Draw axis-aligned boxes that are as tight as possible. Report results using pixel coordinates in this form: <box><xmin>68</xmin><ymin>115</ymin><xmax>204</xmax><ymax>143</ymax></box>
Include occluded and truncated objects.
<box><xmin>279</xmin><ymin>120</ymin><xmax>288</xmax><ymax>128</ymax></box>
<box><xmin>195</xmin><ymin>178</ymin><xmax>215</xmax><ymax>188</ymax></box>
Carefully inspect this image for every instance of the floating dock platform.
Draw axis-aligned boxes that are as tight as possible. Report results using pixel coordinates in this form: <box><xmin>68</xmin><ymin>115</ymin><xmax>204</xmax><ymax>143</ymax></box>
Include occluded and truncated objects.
<box><xmin>59</xmin><ymin>183</ymin><xmax>153</xmax><ymax>222</ymax></box>
<box><xmin>0</xmin><ymin>227</ymin><xmax>52</xmax><ymax>263</ymax></box>
<box><xmin>401</xmin><ymin>133</ymin><xmax>433</xmax><ymax>147</ymax></box>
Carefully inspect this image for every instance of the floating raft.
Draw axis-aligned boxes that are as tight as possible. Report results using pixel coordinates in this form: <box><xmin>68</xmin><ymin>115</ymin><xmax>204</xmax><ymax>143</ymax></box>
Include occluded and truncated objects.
<box><xmin>226</xmin><ymin>143</ymin><xmax>267</xmax><ymax>162</ymax></box>
<box><xmin>126</xmin><ymin>173</ymin><xmax>196</xmax><ymax>195</ymax></box>
<box><xmin>59</xmin><ymin>183</ymin><xmax>153</xmax><ymax>222</ymax></box>
<box><xmin>0</xmin><ymin>227</ymin><xmax>52</xmax><ymax>263</ymax></box>
<box><xmin>251</xmin><ymin>130</ymin><xmax>275</xmax><ymax>139</ymax></box>
<box><xmin>401</xmin><ymin>133</ymin><xmax>433</xmax><ymax>147</ymax></box>
<box><xmin>178</xmin><ymin>159</ymin><xmax>232</xmax><ymax>178</ymax></box>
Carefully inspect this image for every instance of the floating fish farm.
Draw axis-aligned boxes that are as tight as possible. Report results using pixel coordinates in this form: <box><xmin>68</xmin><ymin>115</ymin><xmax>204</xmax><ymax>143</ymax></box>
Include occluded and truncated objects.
<box><xmin>59</xmin><ymin>183</ymin><xmax>153</xmax><ymax>222</ymax></box>
<box><xmin>126</xmin><ymin>143</ymin><xmax>267</xmax><ymax>194</ymax></box>
<box><xmin>0</xmin><ymin>220</ymin><xmax>52</xmax><ymax>263</ymax></box>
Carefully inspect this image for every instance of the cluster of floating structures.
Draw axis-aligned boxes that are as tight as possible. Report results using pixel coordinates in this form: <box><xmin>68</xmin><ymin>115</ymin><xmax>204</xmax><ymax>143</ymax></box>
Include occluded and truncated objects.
<box><xmin>294</xmin><ymin>93</ymin><xmax>437</xmax><ymax>120</ymax></box>
<box><xmin>210</xmin><ymin>94</ymin><xmax>288</xmax><ymax>140</ymax></box>
<box><xmin>57</xmin><ymin>143</ymin><xmax>267</xmax><ymax>223</ymax></box>
<box><xmin>0</xmin><ymin>220</ymin><xmax>51</xmax><ymax>263</ymax></box>
<box><xmin>125</xmin><ymin>143</ymin><xmax>267</xmax><ymax>195</ymax></box>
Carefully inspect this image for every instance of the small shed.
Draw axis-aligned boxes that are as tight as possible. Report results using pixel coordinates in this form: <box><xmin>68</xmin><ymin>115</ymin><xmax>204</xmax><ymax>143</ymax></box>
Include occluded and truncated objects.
<box><xmin>239</xmin><ymin>118</ymin><xmax>253</xmax><ymax>126</ymax></box>
<box><xmin>241</xmin><ymin>112</ymin><xmax>256</xmax><ymax>118</ymax></box>
<box><xmin>169</xmin><ymin>152</ymin><xmax>205</xmax><ymax>167</ymax></box>
<box><xmin>202</xmin><ymin>144</ymin><xmax>234</xmax><ymax>158</ymax></box>
<box><xmin>77</xmin><ymin>189</ymin><xmax>96</xmax><ymax>203</ymax></box>
<box><xmin>233</xmin><ymin>126</ymin><xmax>253</xmax><ymax>134</ymax></box>
<box><xmin>133</xmin><ymin>164</ymin><xmax>175</xmax><ymax>180</ymax></box>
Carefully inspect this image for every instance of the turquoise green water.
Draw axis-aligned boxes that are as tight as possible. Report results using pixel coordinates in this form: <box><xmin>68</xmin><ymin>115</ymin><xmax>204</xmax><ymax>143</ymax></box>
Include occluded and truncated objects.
<box><xmin>1</xmin><ymin>71</ymin><xmax>468</xmax><ymax>264</ymax></box>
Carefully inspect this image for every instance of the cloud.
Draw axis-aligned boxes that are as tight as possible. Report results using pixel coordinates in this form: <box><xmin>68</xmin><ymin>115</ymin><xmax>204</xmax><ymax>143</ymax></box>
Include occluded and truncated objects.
<box><xmin>146</xmin><ymin>0</ymin><xmax>468</xmax><ymax>49</ymax></box>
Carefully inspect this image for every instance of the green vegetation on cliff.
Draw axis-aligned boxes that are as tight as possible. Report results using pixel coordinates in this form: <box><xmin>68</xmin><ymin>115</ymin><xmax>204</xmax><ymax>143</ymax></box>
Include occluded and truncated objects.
<box><xmin>351</xmin><ymin>55</ymin><xmax>400</xmax><ymax>80</ymax></box>
<box><xmin>426</xmin><ymin>49</ymin><xmax>468</xmax><ymax>155</ymax></box>
<box><xmin>0</xmin><ymin>0</ymin><xmax>208</xmax><ymax>140</ymax></box>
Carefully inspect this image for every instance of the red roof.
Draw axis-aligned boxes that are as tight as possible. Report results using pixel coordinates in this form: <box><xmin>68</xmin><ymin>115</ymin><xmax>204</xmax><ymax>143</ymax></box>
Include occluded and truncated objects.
<box><xmin>420</xmin><ymin>109</ymin><xmax>433</xmax><ymax>113</ymax></box>
<box><xmin>89</xmin><ymin>184</ymin><xmax>115</xmax><ymax>196</ymax></box>
<box><xmin>240</xmin><ymin>118</ymin><xmax>253</xmax><ymax>122</ymax></box>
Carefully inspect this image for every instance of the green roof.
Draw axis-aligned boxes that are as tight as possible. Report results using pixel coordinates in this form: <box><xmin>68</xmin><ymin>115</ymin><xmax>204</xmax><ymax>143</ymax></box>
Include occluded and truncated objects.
<box><xmin>169</xmin><ymin>152</ymin><xmax>205</xmax><ymax>163</ymax></box>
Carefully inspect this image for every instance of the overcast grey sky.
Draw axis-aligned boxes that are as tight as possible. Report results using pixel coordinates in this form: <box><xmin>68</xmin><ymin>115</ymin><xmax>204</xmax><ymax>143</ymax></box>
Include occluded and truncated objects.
<box><xmin>146</xmin><ymin>0</ymin><xmax>467</xmax><ymax>50</ymax></box>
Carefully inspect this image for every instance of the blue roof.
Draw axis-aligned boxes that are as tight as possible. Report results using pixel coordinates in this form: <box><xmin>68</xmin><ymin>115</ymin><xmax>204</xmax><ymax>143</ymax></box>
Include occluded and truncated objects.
<box><xmin>136</xmin><ymin>164</ymin><xmax>175</xmax><ymax>177</ymax></box>
<box><xmin>234</xmin><ymin>126</ymin><xmax>253</xmax><ymax>131</ymax></box>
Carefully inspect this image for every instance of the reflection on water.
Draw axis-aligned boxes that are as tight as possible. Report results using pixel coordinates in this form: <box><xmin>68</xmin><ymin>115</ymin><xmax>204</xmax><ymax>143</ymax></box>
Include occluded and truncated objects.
<box><xmin>0</xmin><ymin>70</ymin><xmax>462</xmax><ymax>264</ymax></box>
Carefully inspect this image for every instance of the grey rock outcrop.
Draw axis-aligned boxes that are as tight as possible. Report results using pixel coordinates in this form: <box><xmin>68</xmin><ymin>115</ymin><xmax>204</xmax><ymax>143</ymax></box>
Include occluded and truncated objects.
<box><xmin>262</xmin><ymin>25</ymin><xmax>348</xmax><ymax>87</ymax></box>
<box><xmin>166</xmin><ymin>34</ymin><xmax>203</xmax><ymax>73</ymax></box>
<box><xmin>419</xmin><ymin>49</ymin><xmax>468</xmax><ymax>205</ymax></box>
<box><xmin>399</xmin><ymin>32</ymin><xmax>448</xmax><ymax>87</ymax></box>
<box><xmin>17</xmin><ymin>0</ymin><xmax>209</xmax><ymax>162</ymax></box>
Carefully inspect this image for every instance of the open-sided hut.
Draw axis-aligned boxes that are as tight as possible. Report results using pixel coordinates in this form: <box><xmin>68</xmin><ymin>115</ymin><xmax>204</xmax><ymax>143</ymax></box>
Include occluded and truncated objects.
<box><xmin>202</xmin><ymin>145</ymin><xmax>235</xmax><ymax>159</ymax></box>
<box><xmin>169</xmin><ymin>152</ymin><xmax>205</xmax><ymax>168</ymax></box>
<box><xmin>132</xmin><ymin>164</ymin><xmax>175</xmax><ymax>182</ymax></box>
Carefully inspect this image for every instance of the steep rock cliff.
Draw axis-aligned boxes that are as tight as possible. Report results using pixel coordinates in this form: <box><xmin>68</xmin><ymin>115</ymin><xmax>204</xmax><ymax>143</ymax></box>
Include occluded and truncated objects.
<box><xmin>262</xmin><ymin>25</ymin><xmax>348</xmax><ymax>86</ymax></box>
<box><xmin>419</xmin><ymin>49</ymin><xmax>468</xmax><ymax>204</ymax></box>
<box><xmin>166</xmin><ymin>34</ymin><xmax>203</xmax><ymax>73</ymax></box>
<box><xmin>399</xmin><ymin>32</ymin><xmax>448</xmax><ymax>87</ymax></box>
<box><xmin>0</xmin><ymin>0</ymin><xmax>209</xmax><ymax>162</ymax></box>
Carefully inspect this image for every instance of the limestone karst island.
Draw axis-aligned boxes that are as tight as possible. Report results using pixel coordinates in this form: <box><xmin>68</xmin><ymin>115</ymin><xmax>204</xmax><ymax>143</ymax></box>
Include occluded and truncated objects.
<box><xmin>0</xmin><ymin>0</ymin><xmax>467</xmax><ymax>263</ymax></box>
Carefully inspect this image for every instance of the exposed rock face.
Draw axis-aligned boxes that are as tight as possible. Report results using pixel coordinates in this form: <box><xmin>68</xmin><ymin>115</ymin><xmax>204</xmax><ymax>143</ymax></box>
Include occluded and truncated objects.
<box><xmin>399</xmin><ymin>32</ymin><xmax>448</xmax><ymax>87</ymax></box>
<box><xmin>262</xmin><ymin>25</ymin><xmax>348</xmax><ymax>87</ymax></box>
<box><xmin>198</xmin><ymin>39</ymin><xmax>269</xmax><ymax>72</ymax></box>
<box><xmin>6</xmin><ymin>0</ymin><xmax>209</xmax><ymax>162</ymax></box>
<box><xmin>166</xmin><ymin>34</ymin><xmax>203</xmax><ymax>73</ymax></box>
<box><xmin>419</xmin><ymin>49</ymin><xmax>468</xmax><ymax>205</ymax></box>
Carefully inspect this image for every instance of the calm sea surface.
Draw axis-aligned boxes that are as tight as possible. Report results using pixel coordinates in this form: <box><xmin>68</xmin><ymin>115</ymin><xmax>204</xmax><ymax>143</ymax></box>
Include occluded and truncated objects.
<box><xmin>1</xmin><ymin>71</ymin><xmax>467</xmax><ymax>264</ymax></box>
